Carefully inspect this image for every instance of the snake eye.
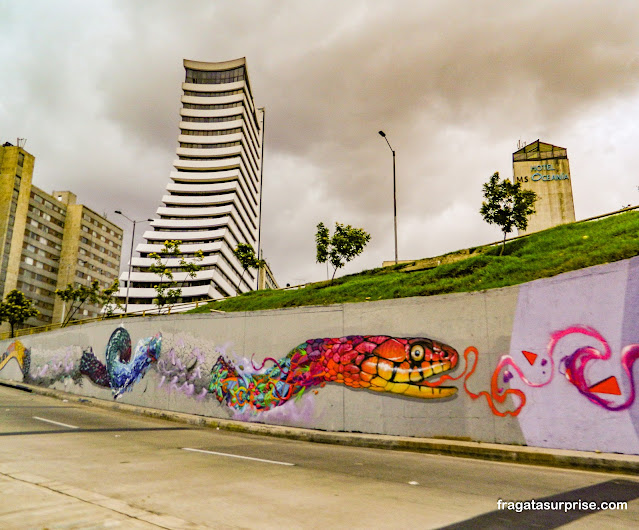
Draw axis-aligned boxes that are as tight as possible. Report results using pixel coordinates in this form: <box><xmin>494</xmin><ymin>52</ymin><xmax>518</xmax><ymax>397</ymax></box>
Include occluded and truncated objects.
<box><xmin>410</xmin><ymin>344</ymin><xmax>425</xmax><ymax>362</ymax></box>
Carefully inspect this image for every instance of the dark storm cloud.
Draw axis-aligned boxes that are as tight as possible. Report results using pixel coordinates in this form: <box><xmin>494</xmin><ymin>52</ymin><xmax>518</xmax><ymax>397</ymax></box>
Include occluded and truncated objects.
<box><xmin>2</xmin><ymin>1</ymin><xmax>639</xmax><ymax>285</ymax></box>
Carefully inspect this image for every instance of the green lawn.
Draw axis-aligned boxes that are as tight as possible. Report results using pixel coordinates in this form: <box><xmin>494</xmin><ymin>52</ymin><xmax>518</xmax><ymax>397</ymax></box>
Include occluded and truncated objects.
<box><xmin>189</xmin><ymin>210</ymin><xmax>639</xmax><ymax>314</ymax></box>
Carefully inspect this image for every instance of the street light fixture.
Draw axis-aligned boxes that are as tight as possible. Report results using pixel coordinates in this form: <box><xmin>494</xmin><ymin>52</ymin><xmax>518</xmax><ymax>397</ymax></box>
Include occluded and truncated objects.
<box><xmin>115</xmin><ymin>211</ymin><xmax>153</xmax><ymax>313</ymax></box>
<box><xmin>378</xmin><ymin>130</ymin><xmax>398</xmax><ymax>265</ymax></box>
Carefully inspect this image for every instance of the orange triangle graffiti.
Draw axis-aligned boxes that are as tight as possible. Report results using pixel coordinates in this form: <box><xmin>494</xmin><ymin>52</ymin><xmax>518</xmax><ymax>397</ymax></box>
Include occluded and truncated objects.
<box><xmin>589</xmin><ymin>376</ymin><xmax>622</xmax><ymax>396</ymax></box>
<box><xmin>522</xmin><ymin>350</ymin><xmax>538</xmax><ymax>366</ymax></box>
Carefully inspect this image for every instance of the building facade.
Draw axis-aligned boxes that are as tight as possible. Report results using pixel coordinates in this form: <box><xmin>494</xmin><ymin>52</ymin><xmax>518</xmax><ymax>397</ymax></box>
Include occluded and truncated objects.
<box><xmin>258</xmin><ymin>259</ymin><xmax>279</xmax><ymax>290</ymax></box>
<box><xmin>119</xmin><ymin>58</ymin><xmax>267</xmax><ymax>310</ymax></box>
<box><xmin>0</xmin><ymin>142</ymin><xmax>123</xmax><ymax>330</ymax></box>
<box><xmin>512</xmin><ymin>140</ymin><xmax>576</xmax><ymax>234</ymax></box>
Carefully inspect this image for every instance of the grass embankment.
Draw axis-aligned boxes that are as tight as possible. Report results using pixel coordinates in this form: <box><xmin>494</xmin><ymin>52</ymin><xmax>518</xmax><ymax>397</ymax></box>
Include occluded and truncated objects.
<box><xmin>189</xmin><ymin>210</ymin><xmax>639</xmax><ymax>314</ymax></box>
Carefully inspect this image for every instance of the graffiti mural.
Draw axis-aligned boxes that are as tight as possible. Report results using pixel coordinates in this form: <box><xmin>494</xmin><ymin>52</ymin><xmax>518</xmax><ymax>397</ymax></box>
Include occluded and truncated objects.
<box><xmin>210</xmin><ymin>335</ymin><xmax>459</xmax><ymax>412</ymax></box>
<box><xmin>79</xmin><ymin>327</ymin><xmax>162</xmax><ymax>398</ymax></box>
<box><xmin>29</xmin><ymin>347</ymin><xmax>83</xmax><ymax>387</ymax></box>
<box><xmin>460</xmin><ymin>327</ymin><xmax>639</xmax><ymax>418</ymax></box>
<box><xmin>0</xmin><ymin>331</ymin><xmax>459</xmax><ymax>410</ymax></box>
<box><xmin>3</xmin><ymin>326</ymin><xmax>636</xmax><ymax>417</ymax></box>
<box><xmin>0</xmin><ymin>340</ymin><xmax>30</xmax><ymax>376</ymax></box>
<box><xmin>1</xmin><ymin>328</ymin><xmax>161</xmax><ymax>399</ymax></box>
<box><xmin>156</xmin><ymin>345</ymin><xmax>211</xmax><ymax>400</ymax></box>
<box><xmin>559</xmin><ymin>327</ymin><xmax>639</xmax><ymax>411</ymax></box>
<box><xmin>504</xmin><ymin>256</ymin><xmax>639</xmax><ymax>453</ymax></box>
<box><xmin>1</xmin><ymin>256</ymin><xmax>637</xmax><ymax>454</ymax></box>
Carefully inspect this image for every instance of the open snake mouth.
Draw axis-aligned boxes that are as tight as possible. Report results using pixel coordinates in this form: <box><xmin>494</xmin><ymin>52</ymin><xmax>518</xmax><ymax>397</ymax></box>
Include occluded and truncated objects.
<box><xmin>386</xmin><ymin>361</ymin><xmax>457</xmax><ymax>398</ymax></box>
<box><xmin>364</xmin><ymin>339</ymin><xmax>459</xmax><ymax>398</ymax></box>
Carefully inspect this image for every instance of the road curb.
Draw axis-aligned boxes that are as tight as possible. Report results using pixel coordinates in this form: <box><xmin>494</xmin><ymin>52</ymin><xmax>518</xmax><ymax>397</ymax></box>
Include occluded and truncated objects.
<box><xmin>4</xmin><ymin>378</ymin><xmax>639</xmax><ymax>475</ymax></box>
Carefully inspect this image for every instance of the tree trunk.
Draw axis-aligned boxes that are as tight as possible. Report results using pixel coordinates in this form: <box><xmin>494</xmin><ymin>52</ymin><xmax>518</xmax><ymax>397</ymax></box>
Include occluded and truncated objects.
<box><xmin>63</xmin><ymin>295</ymin><xmax>89</xmax><ymax>326</ymax></box>
<box><xmin>237</xmin><ymin>269</ymin><xmax>246</xmax><ymax>295</ymax></box>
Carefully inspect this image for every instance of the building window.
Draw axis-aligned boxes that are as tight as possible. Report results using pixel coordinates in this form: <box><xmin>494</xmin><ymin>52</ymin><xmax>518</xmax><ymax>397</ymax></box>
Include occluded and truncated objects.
<box><xmin>181</xmin><ymin>115</ymin><xmax>240</xmax><ymax>124</ymax></box>
<box><xmin>180</xmin><ymin>127</ymin><xmax>242</xmax><ymax>136</ymax></box>
<box><xmin>185</xmin><ymin>66</ymin><xmax>245</xmax><ymax>85</ymax></box>
<box><xmin>179</xmin><ymin>141</ymin><xmax>241</xmax><ymax>149</ymax></box>
<box><xmin>183</xmin><ymin>102</ymin><xmax>242</xmax><ymax>110</ymax></box>
<box><xmin>183</xmin><ymin>89</ymin><xmax>243</xmax><ymax>97</ymax></box>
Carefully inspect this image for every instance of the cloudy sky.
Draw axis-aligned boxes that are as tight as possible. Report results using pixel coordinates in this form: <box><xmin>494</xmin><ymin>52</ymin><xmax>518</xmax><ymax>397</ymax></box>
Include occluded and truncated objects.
<box><xmin>2</xmin><ymin>1</ymin><xmax>639</xmax><ymax>286</ymax></box>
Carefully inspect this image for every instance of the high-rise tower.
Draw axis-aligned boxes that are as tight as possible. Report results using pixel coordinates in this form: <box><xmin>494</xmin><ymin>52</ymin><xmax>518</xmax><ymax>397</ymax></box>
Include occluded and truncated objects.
<box><xmin>512</xmin><ymin>140</ymin><xmax>576</xmax><ymax>234</ymax></box>
<box><xmin>119</xmin><ymin>58</ymin><xmax>264</xmax><ymax>310</ymax></box>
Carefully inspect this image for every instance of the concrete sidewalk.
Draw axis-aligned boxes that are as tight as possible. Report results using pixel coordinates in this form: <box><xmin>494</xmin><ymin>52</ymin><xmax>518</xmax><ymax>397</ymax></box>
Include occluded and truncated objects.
<box><xmin>3</xmin><ymin>379</ymin><xmax>639</xmax><ymax>476</ymax></box>
<box><xmin>0</xmin><ymin>469</ymin><xmax>206</xmax><ymax>529</ymax></box>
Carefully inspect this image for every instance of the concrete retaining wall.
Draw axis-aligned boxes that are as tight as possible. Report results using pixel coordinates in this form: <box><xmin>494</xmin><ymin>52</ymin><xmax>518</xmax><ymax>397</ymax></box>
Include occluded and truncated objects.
<box><xmin>2</xmin><ymin>256</ymin><xmax>639</xmax><ymax>454</ymax></box>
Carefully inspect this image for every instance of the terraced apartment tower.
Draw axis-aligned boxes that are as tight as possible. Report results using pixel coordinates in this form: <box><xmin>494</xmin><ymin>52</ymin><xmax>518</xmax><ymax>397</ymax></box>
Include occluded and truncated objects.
<box><xmin>119</xmin><ymin>58</ymin><xmax>265</xmax><ymax>311</ymax></box>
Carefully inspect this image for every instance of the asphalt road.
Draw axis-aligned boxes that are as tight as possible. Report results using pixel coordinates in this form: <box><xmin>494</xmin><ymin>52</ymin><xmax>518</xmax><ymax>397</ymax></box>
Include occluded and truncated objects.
<box><xmin>1</xmin><ymin>385</ymin><xmax>638</xmax><ymax>529</ymax></box>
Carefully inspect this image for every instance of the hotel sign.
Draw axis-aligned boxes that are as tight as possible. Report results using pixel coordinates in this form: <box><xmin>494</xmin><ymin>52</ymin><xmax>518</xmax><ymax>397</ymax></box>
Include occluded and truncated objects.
<box><xmin>516</xmin><ymin>164</ymin><xmax>569</xmax><ymax>184</ymax></box>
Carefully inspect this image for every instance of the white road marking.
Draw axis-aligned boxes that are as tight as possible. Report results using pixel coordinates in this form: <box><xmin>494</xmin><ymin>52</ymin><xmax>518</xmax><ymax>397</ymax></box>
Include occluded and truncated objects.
<box><xmin>182</xmin><ymin>447</ymin><xmax>295</xmax><ymax>466</ymax></box>
<box><xmin>32</xmin><ymin>416</ymin><xmax>79</xmax><ymax>429</ymax></box>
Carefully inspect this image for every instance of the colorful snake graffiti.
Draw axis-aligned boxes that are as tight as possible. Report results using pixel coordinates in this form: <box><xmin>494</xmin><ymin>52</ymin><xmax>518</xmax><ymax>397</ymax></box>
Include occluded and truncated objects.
<box><xmin>210</xmin><ymin>335</ymin><xmax>459</xmax><ymax>412</ymax></box>
<box><xmin>2</xmin><ymin>326</ymin><xmax>637</xmax><ymax>417</ymax></box>
<box><xmin>0</xmin><ymin>332</ymin><xmax>458</xmax><ymax>409</ymax></box>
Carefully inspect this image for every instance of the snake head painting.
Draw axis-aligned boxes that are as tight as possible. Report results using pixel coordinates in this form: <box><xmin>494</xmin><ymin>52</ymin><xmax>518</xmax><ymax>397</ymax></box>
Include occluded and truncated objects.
<box><xmin>359</xmin><ymin>337</ymin><xmax>459</xmax><ymax>399</ymax></box>
<box><xmin>359</xmin><ymin>336</ymin><xmax>459</xmax><ymax>398</ymax></box>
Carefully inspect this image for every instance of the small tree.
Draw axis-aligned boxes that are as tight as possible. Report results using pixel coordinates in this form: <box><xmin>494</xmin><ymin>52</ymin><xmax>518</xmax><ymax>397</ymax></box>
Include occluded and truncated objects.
<box><xmin>148</xmin><ymin>240</ymin><xmax>204</xmax><ymax>312</ymax></box>
<box><xmin>480</xmin><ymin>172</ymin><xmax>538</xmax><ymax>254</ymax></box>
<box><xmin>316</xmin><ymin>222</ymin><xmax>371</xmax><ymax>280</ymax></box>
<box><xmin>233</xmin><ymin>243</ymin><xmax>265</xmax><ymax>294</ymax></box>
<box><xmin>101</xmin><ymin>280</ymin><xmax>122</xmax><ymax>318</ymax></box>
<box><xmin>55</xmin><ymin>279</ymin><xmax>120</xmax><ymax>326</ymax></box>
<box><xmin>0</xmin><ymin>290</ymin><xmax>40</xmax><ymax>337</ymax></box>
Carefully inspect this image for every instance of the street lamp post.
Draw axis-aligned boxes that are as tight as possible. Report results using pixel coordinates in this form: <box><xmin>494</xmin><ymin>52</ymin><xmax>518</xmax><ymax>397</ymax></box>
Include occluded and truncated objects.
<box><xmin>115</xmin><ymin>211</ymin><xmax>153</xmax><ymax>314</ymax></box>
<box><xmin>378</xmin><ymin>131</ymin><xmax>398</xmax><ymax>265</ymax></box>
<box><xmin>51</xmin><ymin>259</ymin><xmax>70</xmax><ymax>324</ymax></box>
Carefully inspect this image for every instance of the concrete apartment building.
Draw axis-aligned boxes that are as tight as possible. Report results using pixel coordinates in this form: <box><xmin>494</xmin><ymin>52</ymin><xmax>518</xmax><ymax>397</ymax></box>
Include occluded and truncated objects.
<box><xmin>119</xmin><ymin>57</ymin><xmax>277</xmax><ymax>311</ymax></box>
<box><xmin>258</xmin><ymin>262</ymin><xmax>278</xmax><ymax>290</ymax></box>
<box><xmin>0</xmin><ymin>142</ymin><xmax>123</xmax><ymax>330</ymax></box>
<box><xmin>513</xmin><ymin>140</ymin><xmax>576</xmax><ymax>234</ymax></box>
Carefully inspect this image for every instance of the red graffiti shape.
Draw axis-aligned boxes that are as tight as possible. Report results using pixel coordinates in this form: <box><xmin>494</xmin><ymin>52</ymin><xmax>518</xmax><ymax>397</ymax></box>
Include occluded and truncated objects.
<box><xmin>468</xmin><ymin>326</ymin><xmax>639</xmax><ymax>417</ymax></box>
<box><xmin>557</xmin><ymin>326</ymin><xmax>639</xmax><ymax>411</ymax></box>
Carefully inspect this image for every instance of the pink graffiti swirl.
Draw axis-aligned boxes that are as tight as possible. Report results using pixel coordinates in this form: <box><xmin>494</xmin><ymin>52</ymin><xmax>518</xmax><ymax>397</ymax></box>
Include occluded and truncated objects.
<box><xmin>557</xmin><ymin>326</ymin><xmax>639</xmax><ymax>411</ymax></box>
<box><xmin>468</xmin><ymin>326</ymin><xmax>639</xmax><ymax>416</ymax></box>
